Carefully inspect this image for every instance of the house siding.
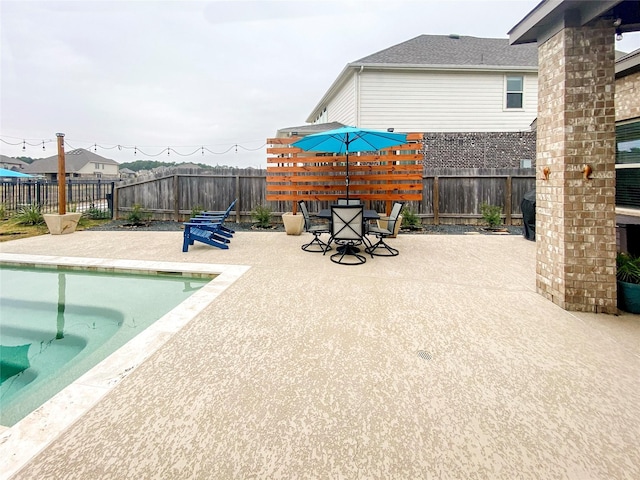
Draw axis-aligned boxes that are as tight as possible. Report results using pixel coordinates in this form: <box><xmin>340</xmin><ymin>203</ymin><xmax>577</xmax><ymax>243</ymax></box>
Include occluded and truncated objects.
<box><xmin>325</xmin><ymin>75</ymin><xmax>357</xmax><ymax>126</ymax></box>
<box><xmin>77</xmin><ymin>162</ymin><xmax>119</xmax><ymax>178</ymax></box>
<box><xmin>356</xmin><ymin>69</ymin><xmax>537</xmax><ymax>132</ymax></box>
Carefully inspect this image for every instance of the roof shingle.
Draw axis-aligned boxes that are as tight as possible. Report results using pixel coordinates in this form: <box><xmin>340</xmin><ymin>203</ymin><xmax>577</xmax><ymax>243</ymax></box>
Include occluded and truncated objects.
<box><xmin>353</xmin><ymin>34</ymin><xmax>538</xmax><ymax>68</ymax></box>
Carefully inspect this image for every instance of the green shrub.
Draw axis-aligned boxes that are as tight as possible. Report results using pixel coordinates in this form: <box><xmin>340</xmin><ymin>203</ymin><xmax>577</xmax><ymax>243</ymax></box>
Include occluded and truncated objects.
<box><xmin>480</xmin><ymin>203</ymin><xmax>502</xmax><ymax>229</ymax></box>
<box><xmin>0</xmin><ymin>203</ymin><xmax>7</xmax><ymax>220</ymax></box>
<box><xmin>191</xmin><ymin>205</ymin><xmax>204</xmax><ymax>218</ymax></box>
<box><xmin>251</xmin><ymin>204</ymin><xmax>272</xmax><ymax>228</ymax></box>
<box><xmin>16</xmin><ymin>204</ymin><xmax>44</xmax><ymax>226</ymax></box>
<box><xmin>126</xmin><ymin>204</ymin><xmax>151</xmax><ymax>225</ymax></box>
<box><xmin>401</xmin><ymin>207</ymin><xmax>420</xmax><ymax>228</ymax></box>
<box><xmin>617</xmin><ymin>253</ymin><xmax>640</xmax><ymax>284</ymax></box>
<box><xmin>84</xmin><ymin>203</ymin><xmax>111</xmax><ymax>220</ymax></box>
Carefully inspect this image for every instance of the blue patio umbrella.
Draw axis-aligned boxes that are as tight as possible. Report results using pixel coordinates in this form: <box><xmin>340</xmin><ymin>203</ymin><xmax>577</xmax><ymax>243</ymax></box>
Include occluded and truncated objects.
<box><xmin>0</xmin><ymin>168</ymin><xmax>33</xmax><ymax>178</ymax></box>
<box><xmin>292</xmin><ymin>126</ymin><xmax>407</xmax><ymax>200</ymax></box>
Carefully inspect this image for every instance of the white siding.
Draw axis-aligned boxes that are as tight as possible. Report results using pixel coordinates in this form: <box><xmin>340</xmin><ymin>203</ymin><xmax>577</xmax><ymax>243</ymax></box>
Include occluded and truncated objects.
<box><xmin>78</xmin><ymin>162</ymin><xmax>119</xmax><ymax>177</ymax></box>
<box><xmin>323</xmin><ymin>75</ymin><xmax>357</xmax><ymax>126</ymax></box>
<box><xmin>357</xmin><ymin>70</ymin><xmax>538</xmax><ymax>132</ymax></box>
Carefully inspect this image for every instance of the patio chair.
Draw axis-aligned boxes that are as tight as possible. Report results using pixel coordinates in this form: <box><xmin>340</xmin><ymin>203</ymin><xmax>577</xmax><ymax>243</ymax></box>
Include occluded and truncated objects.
<box><xmin>182</xmin><ymin>221</ymin><xmax>230</xmax><ymax>252</ymax></box>
<box><xmin>189</xmin><ymin>199</ymin><xmax>237</xmax><ymax>236</ymax></box>
<box><xmin>298</xmin><ymin>200</ymin><xmax>331</xmax><ymax>252</ymax></box>
<box><xmin>187</xmin><ymin>216</ymin><xmax>234</xmax><ymax>237</ymax></box>
<box><xmin>337</xmin><ymin>198</ymin><xmax>362</xmax><ymax>205</ymax></box>
<box><xmin>199</xmin><ymin>198</ymin><xmax>237</xmax><ymax>220</ymax></box>
<box><xmin>324</xmin><ymin>205</ymin><xmax>372</xmax><ymax>265</ymax></box>
<box><xmin>365</xmin><ymin>201</ymin><xmax>404</xmax><ymax>256</ymax></box>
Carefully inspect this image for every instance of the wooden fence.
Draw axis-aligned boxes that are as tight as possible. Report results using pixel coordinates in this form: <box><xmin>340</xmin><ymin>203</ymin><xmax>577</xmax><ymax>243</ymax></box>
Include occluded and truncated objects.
<box><xmin>266</xmin><ymin>134</ymin><xmax>424</xmax><ymax>215</ymax></box>
<box><xmin>114</xmin><ymin>168</ymin><xmax>267</xmax><ymax>221</ymax></box>
<box><xmin>112</xmin><ymin>166</ymin><xmax>535</xmax><ymax>225</ymax></box>
<box><xmin>414</xmin><ymin>168</ymin><xmax>536</xmax><ymax>225</ymax></box>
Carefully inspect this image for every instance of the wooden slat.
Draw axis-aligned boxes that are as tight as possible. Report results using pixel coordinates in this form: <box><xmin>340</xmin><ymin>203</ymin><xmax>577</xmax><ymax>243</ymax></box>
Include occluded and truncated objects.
<box><xmin>267</xmin><ymin>184</ymin><xmax>422</xmax><ymax>193</ymax></box>
<box><xmin>267</xmin><ymin>193</ymin><xmax>424</xmax><ymax>201</ymax></box>
<box><xmin>265</xmin><ymin>164</ymin><xmax>422</xmax><ymax>174</ymax></box>
<box><xmin>266</xmin><ymin>152</ymin><xmax>423</xmax><ymax>162</ymax></box>
<box><xmin>267</xmin><ymin>172</ymin><xmax>422</xmax><ymax>183</ymax></box>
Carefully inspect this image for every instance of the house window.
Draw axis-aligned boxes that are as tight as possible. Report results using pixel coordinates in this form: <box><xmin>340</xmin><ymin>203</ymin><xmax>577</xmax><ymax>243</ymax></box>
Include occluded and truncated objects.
<box><xmin>505</xmin><ymin>76</ymin><xmax>523</xmax><ymax>109</ymax></box>
<box><xmin>616</xmin><ymin>120</ymin><xmax>640</xmax><ymax>209</ymax></box>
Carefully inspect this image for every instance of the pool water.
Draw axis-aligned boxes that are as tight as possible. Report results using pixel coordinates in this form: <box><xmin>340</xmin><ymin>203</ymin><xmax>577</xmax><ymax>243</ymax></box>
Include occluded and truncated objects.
<box><xmin>0</xmin><ymin>265</ymin><xmax>211</xmax><ymax>426</ymax></box>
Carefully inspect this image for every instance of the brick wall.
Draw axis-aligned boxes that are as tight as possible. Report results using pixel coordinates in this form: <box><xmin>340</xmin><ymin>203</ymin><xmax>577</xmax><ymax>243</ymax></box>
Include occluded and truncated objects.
<box><xmin>616</xmin><ymin>70</ymin><xmax>640</xmax><ymax>122</ymax></box>
<box><xmin>536</xmin><ymin>20</ymin><xmax>617</xmax><ymax>314</ymax></box>
<box><xmin>422</xmin><ymin>131</ymin><xmax>536</xmax><ymax>169</ymax></box>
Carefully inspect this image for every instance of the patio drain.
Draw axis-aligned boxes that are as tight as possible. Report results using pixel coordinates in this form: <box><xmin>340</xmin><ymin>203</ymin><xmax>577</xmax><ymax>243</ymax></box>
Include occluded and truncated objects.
<box><xmin>417</xmin><ymin>350</ymin><xmax>432</xmax><ymax>361</ymax></box>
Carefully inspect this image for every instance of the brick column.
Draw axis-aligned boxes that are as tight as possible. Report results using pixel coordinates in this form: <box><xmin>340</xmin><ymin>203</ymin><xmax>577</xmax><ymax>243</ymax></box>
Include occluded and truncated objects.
<box><xmin>536</xmin><ymin>19</ymin><xmax>617</xmax><ymax>313</ymax></box>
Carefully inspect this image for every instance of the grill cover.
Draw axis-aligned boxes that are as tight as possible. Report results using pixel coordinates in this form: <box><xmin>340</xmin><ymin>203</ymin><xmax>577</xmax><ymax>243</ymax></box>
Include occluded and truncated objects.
<box><xmin>521</xmin><ymin>189</ymin><xmax>536</xmax><ymax>241</ymax></box>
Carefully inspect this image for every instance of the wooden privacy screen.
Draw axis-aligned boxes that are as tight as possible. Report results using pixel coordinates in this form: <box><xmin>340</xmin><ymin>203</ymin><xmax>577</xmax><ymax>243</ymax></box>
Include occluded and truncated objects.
<box><xmin>266</xmin><ymin>133</ymin><xmax>423</xmax><ymax>214</ymax></box>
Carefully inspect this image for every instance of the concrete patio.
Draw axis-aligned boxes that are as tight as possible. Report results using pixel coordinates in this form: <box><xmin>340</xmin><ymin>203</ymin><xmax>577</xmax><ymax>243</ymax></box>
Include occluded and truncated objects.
<box><xmin>1</xmin><ymin>230</ymin><xmax>639</xmax><ymax>479</ymax></box>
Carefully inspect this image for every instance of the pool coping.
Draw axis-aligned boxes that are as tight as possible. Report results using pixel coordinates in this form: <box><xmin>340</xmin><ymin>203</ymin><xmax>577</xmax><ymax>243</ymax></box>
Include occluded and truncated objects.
<box><xmin>0</xmin><ymin>253</ymin><xmax>250</xmax><ymax>480</ymax></box>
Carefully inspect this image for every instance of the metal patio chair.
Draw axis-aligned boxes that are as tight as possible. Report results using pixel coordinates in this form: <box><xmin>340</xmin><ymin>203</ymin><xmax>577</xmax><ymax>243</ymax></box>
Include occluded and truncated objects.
<box><xmin>365</xmin><ymin>201</ymin><xmax>404</xmax><ymax>256</ymax></box>
<box><xmin>337</xmin><ymin>198</ymin><xmax>362</xmax><ymax>205</ymax></box>
<box><xmin>298</xmin><ymin>200</ymin><xmax>331</xmax><ymax>252</ymax></box>
<box><xmin>324</xmin><ymin>205</ymin><xmax>372</xmax><ymax>265</ymax></box>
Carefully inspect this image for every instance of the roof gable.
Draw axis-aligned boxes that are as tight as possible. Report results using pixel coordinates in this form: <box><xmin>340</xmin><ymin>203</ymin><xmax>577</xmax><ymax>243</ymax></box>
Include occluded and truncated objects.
<box><xmin>353</xmin><ymin>34</ymin><xmax>538</xmax><ymax>68</ymax></box>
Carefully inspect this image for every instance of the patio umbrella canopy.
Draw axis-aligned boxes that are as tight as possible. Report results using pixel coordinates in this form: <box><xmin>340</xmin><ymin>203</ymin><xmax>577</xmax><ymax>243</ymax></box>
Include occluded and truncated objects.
<box><xmin>0</xmin><ymin>168</ymin><xmax>33</xmax><ymax>178</ymax></box>
<box><xmin>292</xmin><ymin>126</ymin><xmax>408</xmax><ymax>200</ymax></box>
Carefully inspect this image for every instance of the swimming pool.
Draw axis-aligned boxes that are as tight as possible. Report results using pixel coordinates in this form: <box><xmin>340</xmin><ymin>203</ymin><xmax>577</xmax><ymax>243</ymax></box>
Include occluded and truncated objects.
<box><xmin>0</xmin><ymin>265</ymin><xmax>212</xmax><ymax>426</ymax></box>
<box><xmin>0</xmin><ymin>253</ymin><xmax>250</xmax><ymax>479</ymax></box>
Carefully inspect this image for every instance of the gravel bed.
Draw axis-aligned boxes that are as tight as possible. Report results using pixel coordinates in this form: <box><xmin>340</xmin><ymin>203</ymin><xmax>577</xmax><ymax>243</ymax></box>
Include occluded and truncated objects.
<box><xmin>86</xmin><ymin>220</ymin><xmax>524</xmax><ymax>236</ymax></box>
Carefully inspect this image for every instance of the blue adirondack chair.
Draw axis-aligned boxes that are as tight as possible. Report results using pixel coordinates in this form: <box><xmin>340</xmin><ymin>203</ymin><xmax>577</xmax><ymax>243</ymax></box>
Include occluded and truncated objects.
<box><xmin>189</xmin><ymin>199</ymin><xmax>237</xmax><ymax>236</ymax></box>
<box><xmin>183</xmin><ymin>222</ymin><xmax>230</xmax><ymax>252</ymax></box>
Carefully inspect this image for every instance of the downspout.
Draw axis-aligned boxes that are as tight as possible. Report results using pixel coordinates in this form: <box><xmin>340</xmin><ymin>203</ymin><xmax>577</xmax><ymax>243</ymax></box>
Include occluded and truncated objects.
<box><xmin>355</xmin><ymin>65</ymin><xmax>363</xmax><ymax>126</ymax></box>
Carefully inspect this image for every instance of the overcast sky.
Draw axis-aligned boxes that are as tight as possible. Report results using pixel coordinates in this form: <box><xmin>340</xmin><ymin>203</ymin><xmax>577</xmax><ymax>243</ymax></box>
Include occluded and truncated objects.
<box><xmin>2</xmin><ymin>0</ymin><xmax>639</xmax><ymax>168</ymax></box>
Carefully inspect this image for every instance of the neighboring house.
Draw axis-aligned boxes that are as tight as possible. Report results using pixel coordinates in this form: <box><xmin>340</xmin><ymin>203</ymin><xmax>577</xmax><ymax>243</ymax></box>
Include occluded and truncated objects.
<box><xmin>178</xmin><ymin>162</ymin><xmax>203</xmax><ymax>169</ymax></box>
<box><xmin>303</xmin><ymin>34</ymin><xmax>539</xmax><ymax>169</ymax></box>
<box><xmin>119</xmin><ymin>167</ymin><xmax>137</xmax><ymax>179</ymax></box>
<box><xmin>0</xmin><ymin>155</ymin><xmax>29</xmax><ymax>171</ymax></box>
<box><xmin>24</xmin><ymin>148</ymin><xmax>119</xmax><ymax>180</ymax></box>
<box><xmin>275</xmin><ymin>121</ymin><xmax>345</xmax><ymax>138</ymax></box>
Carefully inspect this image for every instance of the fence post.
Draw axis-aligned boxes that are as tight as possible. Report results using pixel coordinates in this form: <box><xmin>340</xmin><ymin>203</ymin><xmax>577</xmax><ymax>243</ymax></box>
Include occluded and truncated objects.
<box><xmin>112</xmin><ymin>186</ymin><xmax>118</xmax><ymax>220</ymax></box>
<box><xmin>67</xmin><ymin>178</ymin><xmax>73</xmax><ymax>207</ymax></box>
<box><xmin>107</xmin><ymin>182</ymin><xmax>115</xmax><ymax>218</ymax></box>
<box><xmin>235</xmin><ymin>175</ymin><xmax>241</xmax><ymax>223</ymax></box>
<box><xmin>433</xmin><ymin>176</ymin><xmax>440</xmax><ymax>225</ymax></box>
<box><xmin>505</xmin><ymin>176</ymin><xmax>512</xmax><ymax>225</ymax></box>
<box><xmin>173</xmin><ymin>175</ymin><xmax>180</xmax><ymax>222</ymax></box>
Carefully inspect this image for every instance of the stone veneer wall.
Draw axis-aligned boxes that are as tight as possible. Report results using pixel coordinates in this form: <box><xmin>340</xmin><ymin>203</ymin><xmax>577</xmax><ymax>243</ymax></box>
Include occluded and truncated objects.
<box><xmin>536</xmin><ymin>20</ymin><xmax>617</xmax><ymax>313</ymax></box>
<box><xmin>423</xmin><ymin>132</ymin><xmax>536</xmax><ymax>169</ymax></box>
<box><xmin>616</xmin><ymin>70</ymin><xmax>640</xmax><ymax>122</ymax></box>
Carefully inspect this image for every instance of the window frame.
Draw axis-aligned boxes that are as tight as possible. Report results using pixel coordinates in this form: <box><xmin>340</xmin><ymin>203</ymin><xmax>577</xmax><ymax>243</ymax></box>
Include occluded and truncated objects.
<box><xmin>504</xmin><ymin>75</ymin><xmax>524</xmax><ymax>110</ymax></box>
<box><xmin>615</xmin><ymin>119</ymin><xmax>640</xmax><ymax>210</ymax></box>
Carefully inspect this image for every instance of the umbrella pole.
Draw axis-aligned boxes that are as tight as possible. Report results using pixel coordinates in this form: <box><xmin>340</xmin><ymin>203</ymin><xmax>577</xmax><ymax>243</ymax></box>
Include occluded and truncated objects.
<box><xmin>345</xmin><ymin>150</ymin><xmax>349</xmax><ymax>200</ymax></box>
<box><xmin>345</xmin><ymin>132</ymin><xmax>350</xmax><ymax>200</ymax></box>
